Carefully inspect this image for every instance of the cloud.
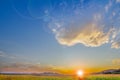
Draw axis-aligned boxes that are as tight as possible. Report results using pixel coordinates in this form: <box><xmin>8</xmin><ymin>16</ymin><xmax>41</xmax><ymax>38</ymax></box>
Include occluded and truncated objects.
<box><xmin>111</xmin><ymin>39</ymin><xmax>120</xmax><ymax>49</ymax></box>
<box><xmin>55</xmin><ymin>23</ymin><xmax>112</xmax><ymax>47</ymax></box>
<box><xmin>48</xmin><ymin>16</ymin><xmax>120</xmax><ymax>48</ymax></box>
<box><xmin>0</xmin><ymin>51</ymin><xmax>17</xmax><ymax>59</ymax></box>
<box><xmin>116</xmin><ymin>0</ymin><xmax>120</xmax><ymax>3</ymax></box>
<box><xmin>0</xmin><ymin>51</ymin><xmax>6</xmax><ymax>57</ymax></box>
<box><xmin>0</xmin><ymin>62</ymin><xmax>61</xmax><ymax>73</ymax></box>
<box><xmin>105</xmin><ymin>0</ymin><xmax>112</xmax><ymax>12</ymax></box>
<box><xmin>111</xmin><ymin>30</ymin><xmax>120</xmax><ymax>49</ymax></box>
<box><xmin>49</xmin><ymin>20</ymin><xmax>120</xmax><ymax>48</ymax></box>
<box><xmin>47</xmin><ymin>0</ymin><xmax>120</xmax><ymax>49</ymax></box>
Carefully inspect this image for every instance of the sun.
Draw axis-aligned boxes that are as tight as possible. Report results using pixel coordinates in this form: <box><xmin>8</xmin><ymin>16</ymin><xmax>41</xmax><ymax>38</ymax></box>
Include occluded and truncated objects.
<box><xmin>77</xmin><ymin>70</ymin><xmax>84</xmax><ymax>76</ymax></box>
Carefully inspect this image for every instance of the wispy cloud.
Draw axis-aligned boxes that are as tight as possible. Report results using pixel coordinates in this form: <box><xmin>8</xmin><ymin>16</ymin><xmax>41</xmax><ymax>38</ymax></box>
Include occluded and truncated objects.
<box><xmin>116</xmin><ymin>0</ymin><xmax>120</xmax><ymax>3</ymax></box>
<box><xmin>0</xmin><ymin>51</ymin><xmax>60</xmax><ymax>73</ymax></box>
<box><xmin>0</xmin><ymin>51</ymin><xmax>17</xmax><ymax>59</ymax></box>
<box><xmin>0</xmin><ymin>51</ymin><xmax>6</xmax><ymax>57</ymax></box>
<box><xmin>48</xmin><ymin>14</ymin><xmax>120</xmax><ymax>48</ymax></box>
<box><xmin>55</xmin><ymin>23</ymin><xmax>111</xmax><ymax>47</ymax></box>
<box><xmin>105</xmin><ymin>0</ymin><xmax>112</xmax><ymax>12</ymax></box>
<box><xmin>111</xmin><ymin>39</ymin><xmax>120</xmax><ymax>49</ymax></box>
<box><xmin>0</xmin><ymin>62</ymin><xmax>62</xmax><ymax>73</ymax></box>
<box><xmin>48</xmin><ymin>0</ymin><xmax>120</xmax><ymax>49</ymax></box>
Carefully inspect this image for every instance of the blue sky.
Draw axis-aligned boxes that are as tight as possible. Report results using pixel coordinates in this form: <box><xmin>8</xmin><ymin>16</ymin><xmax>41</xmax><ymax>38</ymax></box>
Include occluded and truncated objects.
<box><xmin>0</xmin><ymin>0</ymin><xmax>120</xmax><ymax>73</ymax></box>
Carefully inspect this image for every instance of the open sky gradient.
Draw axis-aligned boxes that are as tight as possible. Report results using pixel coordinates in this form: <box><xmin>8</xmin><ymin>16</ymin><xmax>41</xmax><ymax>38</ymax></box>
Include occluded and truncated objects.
<box><xmin>0</xmin><ymin>0</ymin><xmax>120</xmax><ymax>74</ymax></box>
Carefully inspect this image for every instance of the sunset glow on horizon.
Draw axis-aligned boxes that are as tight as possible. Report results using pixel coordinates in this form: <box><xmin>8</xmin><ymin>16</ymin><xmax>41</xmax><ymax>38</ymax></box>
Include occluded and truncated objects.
<box><xmin>77</xmin><ymin>70</ymin><xmax>84</xmax><ymax>77</ymax></box>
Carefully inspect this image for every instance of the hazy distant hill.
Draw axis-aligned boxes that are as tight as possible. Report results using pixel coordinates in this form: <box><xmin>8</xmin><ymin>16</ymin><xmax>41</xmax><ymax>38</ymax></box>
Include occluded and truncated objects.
<box><xmin>32</xmin><ymin>72</ymin><xmax>65</xmax><ymax>76</ymax></box>
<box><xmin>95</xmin><ymin>69</ymin><xmax>120</xmax><ymax>74</ymax></box>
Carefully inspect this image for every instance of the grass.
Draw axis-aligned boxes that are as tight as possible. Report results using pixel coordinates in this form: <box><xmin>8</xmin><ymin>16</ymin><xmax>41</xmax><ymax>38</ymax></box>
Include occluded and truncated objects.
<box><xmin>0</xmin><ymin>75</ymin><xmax>76</xmax><ymax>80</ymax></box>
<box><xmin>0</xmin><ymin>74</ymin><xmax>120</xmax><ymax>80</ymax></box>
<box><xmin>85</xmin><ymin>74</ymin><xmax>120</xmax><ymax>80</ymax></box>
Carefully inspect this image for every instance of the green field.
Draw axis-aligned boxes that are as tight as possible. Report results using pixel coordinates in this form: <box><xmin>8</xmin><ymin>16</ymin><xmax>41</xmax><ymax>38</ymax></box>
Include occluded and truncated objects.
<box><xmin>0</xmin><ymin>74</ymin><xmax>120</xmax><ymax>80</ymax></box>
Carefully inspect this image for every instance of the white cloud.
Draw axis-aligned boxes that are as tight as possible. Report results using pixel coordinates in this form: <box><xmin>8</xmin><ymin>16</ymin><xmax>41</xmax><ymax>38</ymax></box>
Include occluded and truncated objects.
<box><xmin>55</xmin><ymin>23</ymin><xmax>113</xmax><ymax>47</ymax></box>
<box><xmin>49</xmin><ymin>20</ymin><xmax>120</xmax><ymax>49</ymax></box>
<box><xmin>111</xmin><ymin>29</ymin><xmax>120</xmax><ymax>49</ymax></box>
<box><xmin>0</xmin><ymin>51</ymin><xmax>6</xmax><ymax>57</ymax></box>
<box><xmin>105</xmin><ymin>0</ymin><xmax>112</xmax><ymax>12</ymax></box>
<box><xmin>0</xmin><ymin>51</ymin><xmax>17</xmax><ymax>59</ymax></box>
<box><xmin>111</xmin><ymin>40</ymin><xmax>120</xmax><ymax>49</ymax></box>
<box><xmin>48</xmin><ymin>0</ymin><xmax>120</xmax><ymax>49</ymax></box>
<box><xmin>116</xmin><ymin>0</ymin><xmax>120</xmax><ymax>3</ymax></box>
<box><xmin>94</xmin><ymin>14</ymin><xmax>102</xmax><ymax>22</ymax></box>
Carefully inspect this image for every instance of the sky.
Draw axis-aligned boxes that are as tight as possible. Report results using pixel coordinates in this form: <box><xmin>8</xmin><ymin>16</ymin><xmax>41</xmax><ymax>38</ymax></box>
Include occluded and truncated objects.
<box><xmin>0</xmin><ymin>0</ymin><xmax>120</xmax><ymax>74</ymax></box>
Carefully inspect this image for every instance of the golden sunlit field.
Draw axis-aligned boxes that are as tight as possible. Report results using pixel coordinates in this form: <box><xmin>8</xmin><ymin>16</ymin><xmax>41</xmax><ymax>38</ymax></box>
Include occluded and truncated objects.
<box><xmin>0</xmin><ymin>74</ymin><xmax>120</xmax><ymax>80</ymax></box>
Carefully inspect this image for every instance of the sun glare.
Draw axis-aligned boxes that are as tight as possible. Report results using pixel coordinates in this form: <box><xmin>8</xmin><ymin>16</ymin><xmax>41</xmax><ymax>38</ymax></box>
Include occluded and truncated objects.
<box><xmin>77</xmin><ymin>70</ymin><xmax>84</xmax><ymax>76</ymax></box>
